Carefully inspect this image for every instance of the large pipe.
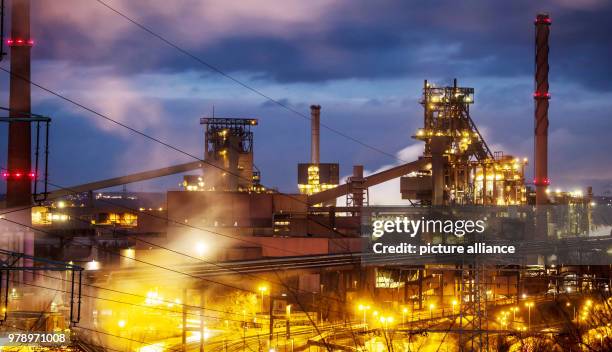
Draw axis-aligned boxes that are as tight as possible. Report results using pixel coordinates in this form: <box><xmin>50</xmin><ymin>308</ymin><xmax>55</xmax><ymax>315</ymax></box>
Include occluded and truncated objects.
<box><xmin>308</xmin><ymin>159</ymin><xmax>428</xmax><ymax>205</ymax></box>
<box><xmin>46</xmin><ymin>161</ymin><xmax>204</xmax><ymax>200</ymax></box>
<box><xmin>6</xmin><ymin>0</ymin><xmax>31</xmax><ymax>207</ymax></box>
<box><xmin>310</xmin><ymin>105</ymin><xmax>321</xmax><ymax>164</ymax></box>
<box><xmin>534</xmin><ymin>13</ymin><xmax>551</xmax><ymax>205</ymax></box>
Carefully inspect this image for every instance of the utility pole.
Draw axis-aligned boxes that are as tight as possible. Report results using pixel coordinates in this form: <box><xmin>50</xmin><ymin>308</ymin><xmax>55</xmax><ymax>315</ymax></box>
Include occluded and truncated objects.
<box><xmin>418</xmin><ymin>268</ymin><xmax>423</xmax><ymax>310</ymax></box>
<box><xmin>200</xmin><ymin>291</ymin><xmax>205</xmax><ymax>352</ymax></box>
<box><xmin>182</xmin><ymin>289</ymin><xmax>187</xmax><ymax>352</ymax></box>
<box><xmin>268</xmin><ymin>291</ymin><xmax>274</xmax><ymax>350</ymax></box>
<box><xmin>285</xmin><ymin>304</ymin><xmax>291</xmax><ymax>342</ymax></box>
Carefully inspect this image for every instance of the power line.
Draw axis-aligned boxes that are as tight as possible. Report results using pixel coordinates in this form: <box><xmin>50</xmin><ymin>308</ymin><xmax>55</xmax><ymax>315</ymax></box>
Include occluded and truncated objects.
<box><xmin>94</xmin><ymin>0</ymin><xmax>405</xmax><ymax>164</ymax></box>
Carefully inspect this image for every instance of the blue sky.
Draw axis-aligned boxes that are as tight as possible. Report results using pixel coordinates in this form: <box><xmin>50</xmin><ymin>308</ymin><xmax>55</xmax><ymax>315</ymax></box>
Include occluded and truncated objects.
<box><xmin>1</xmin><ymin>0</ymin><xmax>612</xmax><ymax>199</ymax></box>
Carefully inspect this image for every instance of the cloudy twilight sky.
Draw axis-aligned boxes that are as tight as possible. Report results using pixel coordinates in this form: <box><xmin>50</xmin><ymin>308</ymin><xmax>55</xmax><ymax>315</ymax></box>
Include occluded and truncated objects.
<box><xmin>1</xmin><ymin>0</ymin><xmax>612</xmax><ymax>200</ymax></box>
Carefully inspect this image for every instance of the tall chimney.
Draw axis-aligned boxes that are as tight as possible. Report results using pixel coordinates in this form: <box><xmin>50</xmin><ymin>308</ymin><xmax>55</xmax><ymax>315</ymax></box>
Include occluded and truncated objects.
<box><xmin>6</xmin><ymin>0</ymin><xmax>32</xmax><ymax>207</ymax></box>
<box><xmin>310</xmin><ymin>105</ymin><xmax>321</xmax><ymax>164</ymax></box>
<box><xmin>534</xmin><ymin>13</ymin><xmax>550</xmax><ymax>205</ymax></box>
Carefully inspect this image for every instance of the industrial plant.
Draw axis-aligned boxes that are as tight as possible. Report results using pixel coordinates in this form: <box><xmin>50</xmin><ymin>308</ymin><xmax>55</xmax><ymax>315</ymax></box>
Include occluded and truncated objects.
<box><xmin>1</xmin><ymin>2</ymin><xmax>611</xmax><ymax>352</ymax></box>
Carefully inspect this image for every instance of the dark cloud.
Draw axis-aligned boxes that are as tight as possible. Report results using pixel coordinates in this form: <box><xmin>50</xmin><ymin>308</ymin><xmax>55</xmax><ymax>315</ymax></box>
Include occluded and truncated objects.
<box><xmin>26</xmin><ymin>0</ymin><xmax>612</xmax><ymax>90</ymax></box>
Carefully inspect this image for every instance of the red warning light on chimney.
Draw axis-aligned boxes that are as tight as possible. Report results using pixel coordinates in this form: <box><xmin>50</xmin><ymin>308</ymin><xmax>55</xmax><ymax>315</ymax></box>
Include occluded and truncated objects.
<box><xmin>533</xmin><ymin>177</ymin><xmax>550</xmax><ymax>186</ymax></box>
<box><xmin>6</xmin><ymin>38</ymin><xmax>34</xmax><ymax>47</ymax></box>
<box><xmin>534</xmin><ymin>17</ymin><xmax>552</xmax><ymax>25</ymax></box>
<box><xmin>533</xmin><ymin>92</ymin><xmax>551</xmax><ymax>99</ymax></box>
<box><xmin>1</xmin><ymin>170</ymin><xmax>37</xmax><ymax>179</ymax></box>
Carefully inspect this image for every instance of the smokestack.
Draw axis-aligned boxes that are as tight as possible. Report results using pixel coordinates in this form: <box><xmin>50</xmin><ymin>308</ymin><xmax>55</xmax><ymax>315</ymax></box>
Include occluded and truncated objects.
<box><xmin>534</xmin><ymin>13</ymin><xmax>551</xmax><ymax>205</ymax></box>
<box><xmin>310</xmin><ymin>105</ymin><xmax>321</xmax><ymax>164</ymax></box>
<box><xmin>6</xmin><ymin>0</ymin><xmax>33</xmax><ymax>281</ymax></box>
<box><xmin>6</xmin><ymin>0</ymin><xmax>32</xmax><ymax>207</ymax></box>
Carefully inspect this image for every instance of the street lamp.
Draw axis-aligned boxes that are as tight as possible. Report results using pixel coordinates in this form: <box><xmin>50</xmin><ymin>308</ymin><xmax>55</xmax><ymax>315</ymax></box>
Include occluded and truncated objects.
<box><xmin>580</xmin><ymin>301</ymin><xmax>592</xmax><ymax>327</ymax></box>
<box><xmin>379</xmin><ymin>316</ymin><xmax>394</xmax><ymax>331</ymax></box>
<box><xmin>242</xmin><ymin>309</ymin><xmax>247</xmax><ymax>352</ymax></box>
<box><xmin>429</xmin><ymin>303</ymin><xmax>435</xmax><ymax>319</ymax></box>
<box><xmin>259</xmin><ymin>285</ymin><xmax>268</xmax><ymax>313</ymax></box>
<box><xmin>500</xmin><ymin>316</ymin><xmax>507</xmax><ymax>330</ymax></box>
<box><xmin>380</xmin><ymin>316</ymin><xmax>387</xmax><ymax>329</ymax></box>
<box><xmin>452</xmin><ymin>300</ymin><xmax>458</xmax><ymax>315</ymax></box>
<box><xmin>510</xmin><ymin>306</ymin><xmax>519</xmax><ymax>322</ymax></box>
<box><xmin>525</xmin><ymin>302</ymin><xmax>534</xmax><ymax>331</ymax></box>
<box><xmin>358</xmin><ymin>304</ymin><xmax>370</xmax><ymax>331</ymax></box>
<box><xmin>286</xmin><ymin>305</ymin><xmax>292</xmax><ymax>341</ymax></box>
<box><xmin>566</xmin><ymin>302</ymin><xmax>576</xmax><ymax>321</ymax></box>
<box><xmin>402</xmin><ymin>307</ymin><xmax>408</xmax><ymax>325</ymax></box>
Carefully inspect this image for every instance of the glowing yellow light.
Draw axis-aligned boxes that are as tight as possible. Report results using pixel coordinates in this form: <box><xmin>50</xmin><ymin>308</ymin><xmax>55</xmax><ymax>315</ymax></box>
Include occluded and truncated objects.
<box><xmin>145</xmin><ymin>290</ymin><xmax>164</xmax><ymax>306</ymax></box>
<box><xmin>139</xmin><ymin>343</ymin><xmax>165</xmax><ymax>352</ymax></box>
<box><xmin>117</xmin><ymin>320</ymin><xmax>126</xmax><ymax>328</ymax></box>
<box><xmin>196</xmin><ymin>242</ymin><xmax>207</xmax><ymax>256</ymax></box>
<box><xmin>86</xmin><ymin>260</ymin><xmax>100</xmax><ymax>271</ymax></box>
<box><xmin>57</xmin><ymin>201</ymin><xmax>66</xmax><ymax>209</ymax></box>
